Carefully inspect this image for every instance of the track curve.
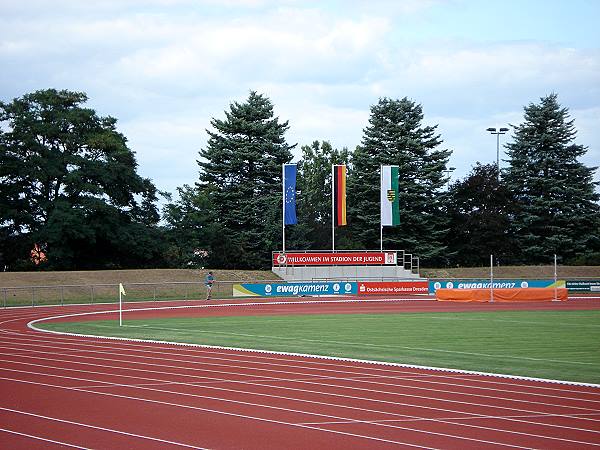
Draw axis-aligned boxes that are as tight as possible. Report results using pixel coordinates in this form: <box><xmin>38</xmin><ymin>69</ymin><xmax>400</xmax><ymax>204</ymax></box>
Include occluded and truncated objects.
<box><xmin>1</xmin><ymin>297</ymin><xmax>600</xmax><ymax>449</ymax></box>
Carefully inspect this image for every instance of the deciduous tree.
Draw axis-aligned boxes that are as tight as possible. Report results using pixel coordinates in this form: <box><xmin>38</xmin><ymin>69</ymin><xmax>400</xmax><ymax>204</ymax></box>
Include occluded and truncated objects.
<box><xmin>294</xmin><ymin>141</ymin><xmax>350</xmax><ymax>250</ymax></box>
<box><xmin>0</xmin><ymin>89</ymin><xmax>163</xmax><ymax>269</ymax></box>
<box><xmin>446</xmin><ymin>163</ymin><xmax>515</xmax><ymax>265</ymax></box>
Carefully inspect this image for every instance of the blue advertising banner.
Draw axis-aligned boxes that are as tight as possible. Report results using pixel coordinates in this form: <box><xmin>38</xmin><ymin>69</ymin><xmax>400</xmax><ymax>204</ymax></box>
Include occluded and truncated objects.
<box><xmin>428</xmin><ymin>279</ymin><xmax>565</xmax><ymax>294</ymax></box>
<box><xmin>566</xmin><ymin>280</ymin><xmax>600</xmax><ymax>292</ymax></box>
<box><xmin>233</xmin><ymin>282</ymin><xmax>357</xmax><ymax>297</ymax></box>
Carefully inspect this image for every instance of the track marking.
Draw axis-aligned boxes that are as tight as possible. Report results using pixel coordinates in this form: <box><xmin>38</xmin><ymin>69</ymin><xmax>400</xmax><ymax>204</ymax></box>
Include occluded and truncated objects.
<box><xmin>0</xmin><ymin>407</ymin><xmax>206</xmax><ymax>449</ymax></box>
<box><xmin>2</xmin><ymin>365</ymin><xmax>600</xmax><ymax>447</ymax></box>
<box><xmin>0</xmin><ymin>376</ymin><xmax>437</xmax><ymax>449</ymax></box>
<box><xmin>6</xmin><ymin>330</ymin><xmax>600</xmax><ymax>402</ymax></box>
<box><xmin>2</xmin><ymin>343</ymin><xmax>599</xmax><ymax>414</ymax></box>
<box><xmin>300</xmin><ymin>411</ymin><xmax>600</xmax><ymax>425</ymax></box>
<box><xmin>4</xmin><ymin>349</ymin><xmax>600</xmax><ymax>429</ymax></box>
<box><xmin>2</xmin><ymin>299</ymin><xmax>600</xmax><ymax>448</ymax></box>
<box><xmin>27</xmin><ymin>304</ymin><xmax>600</xmax><ymax>388</ymax></box>
<box><xmin>0</xmin><ymin>427</ymin><xmax>90</xmax><ymax>449</ymax></box>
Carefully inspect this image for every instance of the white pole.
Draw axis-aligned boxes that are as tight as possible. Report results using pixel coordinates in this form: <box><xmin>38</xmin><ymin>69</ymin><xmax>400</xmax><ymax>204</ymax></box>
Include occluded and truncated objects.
<box><xmin>332</xmin><ymin>165</ymin><xmax>335</xmax><ymax>251</ymax></box>
<box><xmin>119</xmin><ymin>287</ymin><xmax>122</xmax><ymax>327</ymax></box>
<box><xmin>554</xmin><ymin>253</ymin><xmax>558</xmax><ymax>301</ymax></box>
<box><xmin>282</xmin><ymin>164</ymin><xmax>286</xmax><ymax>253</ymax></box>
<box><xmin>380</xmin><ymin>164</ymin><xmax>383</xmax><ymax>252</ymax></box>
<box><xmin>490</xmin><ymin>254</ymin><xmax>494</xmax><ymax>303</ymax></box>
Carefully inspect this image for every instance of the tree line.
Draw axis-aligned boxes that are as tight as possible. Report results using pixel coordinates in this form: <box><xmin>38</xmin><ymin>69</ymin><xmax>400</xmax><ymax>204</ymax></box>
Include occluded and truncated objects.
<box><xmin>1</xmin><ymin>89</ymin><xmax>599</xmax><ymax>270</ymax></box>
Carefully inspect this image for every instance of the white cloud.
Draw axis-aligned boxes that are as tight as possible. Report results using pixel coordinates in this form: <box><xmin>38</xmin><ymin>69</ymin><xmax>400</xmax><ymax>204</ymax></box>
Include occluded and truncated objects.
<box><xmin>100</xmin><ymin>9</ymin><xmax>391</xmax><ymax>90</ymax></box>
<box><xmin>571</xmin><ymin>106</ymin><xmax>600</xmax><ymax>182</ymax></box>
<box><xmin>1</xmin><ymin>0</ymin><xmax>598</xmax><ymax>196</ymax></box>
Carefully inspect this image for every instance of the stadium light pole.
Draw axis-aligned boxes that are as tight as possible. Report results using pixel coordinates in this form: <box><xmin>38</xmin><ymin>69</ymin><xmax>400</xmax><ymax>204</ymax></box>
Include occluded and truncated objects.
<box><xmin>443</xmin><ymin>167</ymin><xmax>456</xmax><ymax>190</ymax></box>
<box><xmin>486</xmin><ymin>127</ymin><xmax>509</xmax><ymax>181</ymax></box>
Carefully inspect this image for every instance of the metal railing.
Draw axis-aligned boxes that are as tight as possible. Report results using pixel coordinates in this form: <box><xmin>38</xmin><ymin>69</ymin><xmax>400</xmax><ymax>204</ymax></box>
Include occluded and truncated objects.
<box><xmin>3</xmin><ymin>275</ymin><xmax>598</xmax><ymax>308</ymax></box>
<box><xmin>311</xmin><ymin>276</ymin><xmax>425</xmax><ymax>282</ymax></box>
<box><xmin>0</xmin><ymin>280</ymin><xmax>282</xmax><ymax>308</ymax></box>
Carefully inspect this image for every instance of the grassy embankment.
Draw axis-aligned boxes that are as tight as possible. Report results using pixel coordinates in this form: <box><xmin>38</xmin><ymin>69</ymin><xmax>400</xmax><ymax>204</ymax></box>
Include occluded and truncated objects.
<box><xmin>0</xmin><ymin>269</ymin><xmax>278</xmax><ymax>307</ymax></box>
<box><xmin>1</xmin><ymin>266</ymin><xmax>598</xmax><ymax>306</ymax></box>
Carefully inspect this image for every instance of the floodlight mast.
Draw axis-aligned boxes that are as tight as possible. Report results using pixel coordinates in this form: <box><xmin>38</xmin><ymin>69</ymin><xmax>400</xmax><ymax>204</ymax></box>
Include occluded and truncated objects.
<box><xmin>487</xmin><ymin>127</ymin><xmax>509</xmax><ymax>181</ymax></box>
<box><xmin>443</xmin><ymin>167</ymin><xmax>456</xmax><ymax>190</ymax></box>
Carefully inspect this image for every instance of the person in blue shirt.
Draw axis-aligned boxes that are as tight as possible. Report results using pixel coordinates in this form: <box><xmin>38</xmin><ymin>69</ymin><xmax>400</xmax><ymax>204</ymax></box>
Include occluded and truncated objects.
<box><xmin>204</xmin><ymin>271</ymin><xmax>214</xmax><ymax>300</ymax></box>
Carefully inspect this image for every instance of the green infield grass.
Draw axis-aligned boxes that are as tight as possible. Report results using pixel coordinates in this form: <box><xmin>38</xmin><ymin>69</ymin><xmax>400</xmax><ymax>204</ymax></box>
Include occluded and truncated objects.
<box><xmin>38</xmin><ymin>310</ymin><xmax>600</xmax><ymax>384</ymax></box>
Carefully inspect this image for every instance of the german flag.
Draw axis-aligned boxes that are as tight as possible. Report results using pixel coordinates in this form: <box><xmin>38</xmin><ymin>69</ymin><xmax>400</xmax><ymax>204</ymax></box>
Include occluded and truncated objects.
<box><xmin>333</xmin><ymin>165</ymin><xmax>347</xmax><ymax>226</ymax></box>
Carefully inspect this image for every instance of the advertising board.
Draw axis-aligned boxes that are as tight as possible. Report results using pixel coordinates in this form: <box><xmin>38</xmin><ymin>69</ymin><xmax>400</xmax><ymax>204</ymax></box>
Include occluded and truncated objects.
<box><xmin>428</xmin><ymin>279</ymin><xmax>565</xmax><ymax>293</ymax></box>
<box><xmin>566</xmin><ymin>280</ymin><xmax>600</xmax><ymax>292</ymax></box>
<box><xmin>233</xmin><ymin>282</ymin><xmax>358</xmax><ymax>297</ymax></box>
<box><xmin>357</xmin><ymin>281</ymin><xmax>429</xmax><ymax>295</ymax></box>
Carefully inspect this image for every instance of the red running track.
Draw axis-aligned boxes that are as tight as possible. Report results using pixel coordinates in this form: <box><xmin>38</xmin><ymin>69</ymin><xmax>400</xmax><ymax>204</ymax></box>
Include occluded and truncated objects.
<box><xmin>1</xmin><ymin>296</ymin><xmax>600</xmax><ymax>449</ymax></box>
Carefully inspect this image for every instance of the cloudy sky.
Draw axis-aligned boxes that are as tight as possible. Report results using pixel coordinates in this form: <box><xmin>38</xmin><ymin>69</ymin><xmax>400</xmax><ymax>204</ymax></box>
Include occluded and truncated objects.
<box><xmin>2</xmin><ymin>0</ymin><xmax>599</xmax><ymax>198</ymax></box>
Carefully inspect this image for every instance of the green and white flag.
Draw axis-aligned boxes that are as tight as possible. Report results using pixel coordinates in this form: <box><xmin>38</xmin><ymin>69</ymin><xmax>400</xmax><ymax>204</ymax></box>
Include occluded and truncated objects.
<box><xmin>381</xmin><ymin>165</ymin><xmax>400</xmax><ymax>226</ymax></box>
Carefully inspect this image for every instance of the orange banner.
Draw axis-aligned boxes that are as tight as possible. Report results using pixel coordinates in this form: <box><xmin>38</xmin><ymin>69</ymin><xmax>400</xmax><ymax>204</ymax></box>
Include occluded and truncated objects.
<box><xmin>436</xmin><ymin>288</ymin><xmax>568</xmax><ymax>302</ymax></box>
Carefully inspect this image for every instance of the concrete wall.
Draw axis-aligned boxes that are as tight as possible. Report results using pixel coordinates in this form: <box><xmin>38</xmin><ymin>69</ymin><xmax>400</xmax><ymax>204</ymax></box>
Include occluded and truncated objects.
<box><xmin>272</xmin><ymin>265</ymin><xmax>424</xmax><ymax>282</ymax></box>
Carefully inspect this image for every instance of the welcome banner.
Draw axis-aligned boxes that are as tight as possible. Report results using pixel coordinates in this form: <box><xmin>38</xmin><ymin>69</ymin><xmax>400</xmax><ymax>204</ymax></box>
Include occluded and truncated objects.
<box><xmin>273</xmin><ymin>251</ymin><xmax>397</xmax><ymax>266</ymax></box>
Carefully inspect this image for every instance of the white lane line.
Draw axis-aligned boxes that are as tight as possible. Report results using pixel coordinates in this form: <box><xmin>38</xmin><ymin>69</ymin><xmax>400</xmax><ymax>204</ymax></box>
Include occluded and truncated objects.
<box><xmin>5</xmin><ymin>331</ymin><xmax>600</xmax><ymax>402</ymax></box>
<box><xmin>27</xmin><ymin>305</ymin><xmax>600</xmax><ymax>389</ymax></box>
<box><xmin>0</xmin><ymin>376</ymin><xmax>434</xmax><ymax>450</ymax></box>
<box><xmin>300</xmin><ymin>412</ymin><xmax>600</xmax><ymax>426</ymax></box>
<box><xmin>1</xmin><ymin>366</ymin><xmax>599</xmax><ymax>448</ymax></box>
<box><xmin>7</xmin><ymin>330</ymin><xmax>600</xmax><ymax>398</ymax></box>
<box><xmin>73</xmin><ymin>381</ymin><xmax>182</xmax><ymax>389</ymax></box>
<box><xmin>3</xmin><ymin>334</ymin><xmax>599</xmax><ymax>403</ymax></box>
<box><xmin>0</xmin><ymin>407</ymin><xmax>206</xmax><ymax>449</ymax></box>
<box><xmin>389</xmin><ymin>375</ymin><xmax>600</xmax><ymax>401</ymax></box>
<box><xmin>0</xmin><ymin>427</ymin><xmax>90</xmax><ymax>449</ymax></box>
<box><xmin>3</xmin><ymin>304</ymin><xmax>600</xmax><ymax>392</ymax></box>
<box><xmin>4</xmin><ymin>344</ymin><xmax>600</xmax><ymax>428</ymax></box>
<box><xmin>4</xmin><ymin>351</ymin><xmax>600</xmax><ymax>434</ymax></box>
<box><xmin>5</xmin><ymin>355</ymin><xmax>600</xmax><ymax>437</ymax></box>
<box><xmin>2</xmin><ymin>342</ymin><xmax>598</xmax><ymax>416</ymax></box>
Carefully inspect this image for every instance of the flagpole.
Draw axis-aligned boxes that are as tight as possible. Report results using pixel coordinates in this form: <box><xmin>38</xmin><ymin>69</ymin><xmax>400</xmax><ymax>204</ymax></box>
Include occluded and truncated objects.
<box><xmin>553</xmin><ymin>253</ymin><xmax>558</xmax><ymax>302</ymax></box>
<box><xmin>331</xmin><ymin>165</ymin><xmax>335</xmax><ymax>251</ymax></box>
<box><xmin>380</xmin><ymin>164</ymin><xmax>383</xmax><ymax>252</ymax></box>
<box><xmin>282</xmin><ymin>164</ymin><xmax>286</xmax><ymax>253</ymax></box>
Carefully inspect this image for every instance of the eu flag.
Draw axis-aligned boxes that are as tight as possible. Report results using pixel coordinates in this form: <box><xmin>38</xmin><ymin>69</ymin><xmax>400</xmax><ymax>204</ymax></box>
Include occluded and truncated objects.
<box><xmin>284</xmin><ymin>164</ymin><xmax>297</xmax><ymax>225</ymax></box>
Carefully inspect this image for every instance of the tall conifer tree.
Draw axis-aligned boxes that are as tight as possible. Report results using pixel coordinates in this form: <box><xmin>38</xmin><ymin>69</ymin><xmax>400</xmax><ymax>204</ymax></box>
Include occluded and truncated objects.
<box><xmin>504</xmin><ymin>94</ymin><xmax>600</xmax><ymax>263</ymax></box>
<box><xmin>349</xmin><ymin>97</ymin><xmax>451</xmax><ymax>262</ymax></box>
<box><xmin>196</xmin><ymin>91</ymin><xmax>295</xmax><ymax>268</ymax></box>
